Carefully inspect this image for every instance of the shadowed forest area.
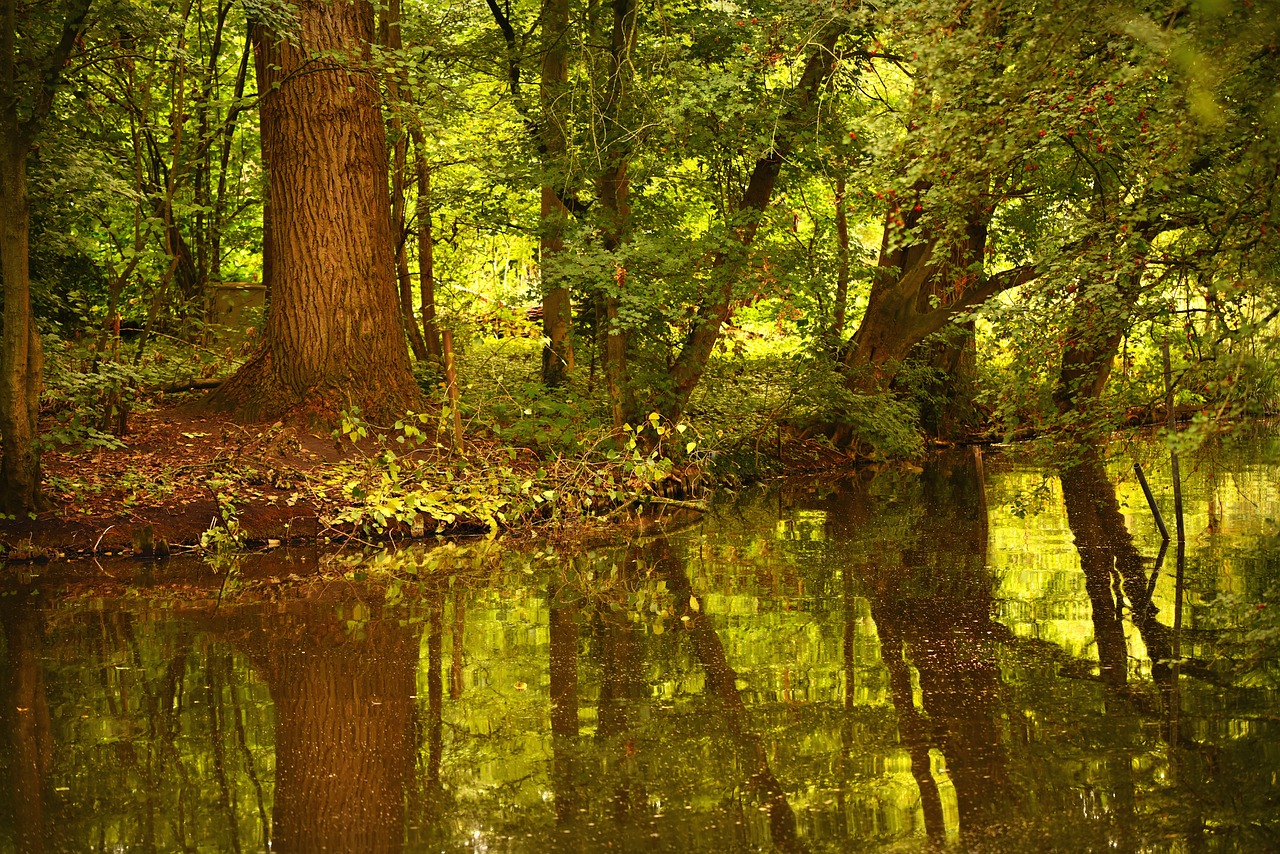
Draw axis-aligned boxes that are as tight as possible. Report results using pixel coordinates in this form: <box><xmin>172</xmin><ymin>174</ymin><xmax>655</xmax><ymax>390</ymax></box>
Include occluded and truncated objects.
<box><xmin>1</xmin><ymin>0</ymin><xmax>1278</xmax><ymax>551</ymax></box>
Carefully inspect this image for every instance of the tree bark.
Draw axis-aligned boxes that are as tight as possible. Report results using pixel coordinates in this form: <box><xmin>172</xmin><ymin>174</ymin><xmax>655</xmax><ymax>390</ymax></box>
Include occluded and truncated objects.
<box><xmin>205</xmin><ymin>0</ymin><xmax>420</xmax><ymax>423</ymax></box>
<box><xmin>540</xmin><ymin>0</ymin><xmax>574</xmax><ymax>386</ymax></box>
<box><xmin>0</xmin><ymin>0</ymin><xmax>91</xmax><ymax>512</ymax></box>
<box><xmin>0</xmin><ymin>146</ymin><xmax>45</xmax><ymax>513</ymax></box>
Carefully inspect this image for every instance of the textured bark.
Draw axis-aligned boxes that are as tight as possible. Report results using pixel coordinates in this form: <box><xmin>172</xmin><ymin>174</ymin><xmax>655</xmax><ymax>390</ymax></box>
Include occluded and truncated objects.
<box><xmin>0</xmin><ymin>148</ymin><xmax>45</xmax><ymax>513</ymax></box>
<box><xmin>540</xmin><ymin>0</ymin><xmax>574</xmax><ymax>386</ymax></box>
<box><xmin>205</xmin><ymin>0</ymin><xmax>419</xmax><ymax>422</ymax></box>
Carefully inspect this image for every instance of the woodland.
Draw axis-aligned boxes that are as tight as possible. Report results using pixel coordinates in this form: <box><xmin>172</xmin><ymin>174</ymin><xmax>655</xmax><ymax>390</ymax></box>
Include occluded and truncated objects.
<box><xmin>1</xmin><ymin>0</ymin><xmax>1278</xmax><ymax>546</ymax></box>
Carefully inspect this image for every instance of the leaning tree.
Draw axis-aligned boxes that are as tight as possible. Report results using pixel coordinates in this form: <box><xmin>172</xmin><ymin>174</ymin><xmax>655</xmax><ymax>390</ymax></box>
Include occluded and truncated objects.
<box><xmin>206</xmin><ymin>0</ymin><xmax>420</xmax><ymax>423</ymax></box>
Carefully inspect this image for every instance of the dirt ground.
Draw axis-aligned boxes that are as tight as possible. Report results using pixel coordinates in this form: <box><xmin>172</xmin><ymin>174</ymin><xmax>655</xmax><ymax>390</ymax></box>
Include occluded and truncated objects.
<box><xmin>0</xmin><ymin>404</ymin><xmax>349</xmax><ymax>558</ymax></box>
<box><xmin>0</xmin><ymin>391</ymin><xmax>862</xmax><ymax>564</ymax></box>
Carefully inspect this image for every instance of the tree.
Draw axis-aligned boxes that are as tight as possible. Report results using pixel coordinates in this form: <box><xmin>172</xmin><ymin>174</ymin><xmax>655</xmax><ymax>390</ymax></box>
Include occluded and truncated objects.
<box><xmin>205</xmin><ymin>0</ymin><xmax>419</xmax><ymax>422</ymax></box>
<box><xmin>0</xmin><ymin>0</ymin><xmax>93</xmax><ymax>512</ymax></box>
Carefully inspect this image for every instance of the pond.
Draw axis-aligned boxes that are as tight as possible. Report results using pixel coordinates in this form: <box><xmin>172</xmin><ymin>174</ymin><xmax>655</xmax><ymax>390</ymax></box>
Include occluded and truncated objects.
<box><xmin>3</xmin><ymin>433</ymin><xmax>1280</xmax><ymax>852</ymax></box>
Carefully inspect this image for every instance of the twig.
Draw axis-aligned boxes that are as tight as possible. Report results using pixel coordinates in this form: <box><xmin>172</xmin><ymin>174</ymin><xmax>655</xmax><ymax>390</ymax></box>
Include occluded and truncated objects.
<box><xmin>92</xmin><ymin>525</ymin><xmax>116</xmax><ymax>554</ymax></box>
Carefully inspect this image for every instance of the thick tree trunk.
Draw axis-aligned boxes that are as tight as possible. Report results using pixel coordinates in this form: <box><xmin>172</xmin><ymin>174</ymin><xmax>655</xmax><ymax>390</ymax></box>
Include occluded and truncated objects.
<box><xmin>837</xmin><ymin>203</ymin><xmax>1036</xmax><ymax>446</ymax></box>
<box><xmin>909</xmin><ymin>216</ymin><xmax>987</xmax><ymax>439</ymax></box>
<box><xmin>205</xmin><ymin>0</ymin><xmax>419</xmax><ymax>423</ymax></box>
<box><xmin>0</xmin><ymin>0</ymin><xmax>91</xmax><ymax>513</ymax></box>
<box><xmin>1052</xmin><ymin>270</ymin><xmax>1145</xmax><ymax>417</ymax></box>
<box><xmin>539</xmin><ymin>0</ymin><xmax>573</xmax><ymax>386</ymax></box>
<box><xmin>0</xmin><ymin>145</ymin><xmax>45</xmax><ymax>513</ymax></box>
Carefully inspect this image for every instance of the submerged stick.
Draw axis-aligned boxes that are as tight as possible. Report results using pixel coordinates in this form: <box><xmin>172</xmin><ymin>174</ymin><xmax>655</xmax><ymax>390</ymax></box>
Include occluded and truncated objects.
<box><xmin>1133</xmin><ymin>462</ymin><xmax>1170</xmax><ymax>542</ymax></box>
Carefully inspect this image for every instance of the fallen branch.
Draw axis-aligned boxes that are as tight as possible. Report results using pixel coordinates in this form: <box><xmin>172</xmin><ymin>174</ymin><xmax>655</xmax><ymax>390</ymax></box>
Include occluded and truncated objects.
<box><xmin>161</xmin><ymin>378</ymin><xmax>225</xmax><ymax>394</ymax></box>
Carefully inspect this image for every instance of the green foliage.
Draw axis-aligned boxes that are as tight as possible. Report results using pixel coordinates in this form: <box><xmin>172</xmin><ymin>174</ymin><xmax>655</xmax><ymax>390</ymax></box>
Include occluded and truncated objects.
<box><xmin>41</xmin><ymin>333</ymin><xmax>237</xmax><ymax>450</ymax></box>
<box><xmin>1211</xmin><ymin>583</ymin><xmax>1280</xmax><ymax>689</ymax></box>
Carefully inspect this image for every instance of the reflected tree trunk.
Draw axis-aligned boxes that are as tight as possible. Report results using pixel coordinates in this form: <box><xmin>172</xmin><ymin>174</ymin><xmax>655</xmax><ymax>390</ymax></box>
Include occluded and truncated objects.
<box><xmin>654</xmin><ymin>540</ymin><xmax>807</xmax><ymax>854</ymax></box>
<box><xmin>2</xmin><ymin>596</ymin><xmax>53</xmax><ymax>853</ymax></box>
<box><xmin>548</xmin><ymin>585</ymin><xmax>581</xmax><ymax>823</ymax></box>
<box><xmin>818</xmin><ymin>452</ymin><xmax>1013</xmax><ymax>837</ymax></box>
<box><xmin>1060</xmin><ymin>454</ymin><xmax>1184</xmax><ymax>713</ymax></box>
<box><xmin>246</xmin><ymin>612</ymin><xmax>419</xmax><ymax>853</ymax></box>
<box><xmin>876</xmin><ymin>617</ymin><xmax>948</xmax><ymax>839</ymax></box>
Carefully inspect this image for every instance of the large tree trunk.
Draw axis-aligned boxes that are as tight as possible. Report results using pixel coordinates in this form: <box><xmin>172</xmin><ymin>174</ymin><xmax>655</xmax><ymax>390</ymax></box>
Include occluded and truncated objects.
<box><xmin>205</xmin><ymin>0</ymin><xmax>419</xmax><ymax>423</ymax></box>
<box><xmin>539</xmin><ymin>0</ymin><xmax>573</xmax><ymax>386</ymax></box>
<box><xmin>908</xmin><ymin>215</ymin><xmax>987</xmax><ymax>439</ymax></box>
<box><xmin>0</xmin><ymin>145</ymin><xmax>45</xmax><ymax>513</ymax></box>
<box><xmin>1051</xmin><ymin>269</ymin><xmax>1147</xmax><ymax>418</ymax></box>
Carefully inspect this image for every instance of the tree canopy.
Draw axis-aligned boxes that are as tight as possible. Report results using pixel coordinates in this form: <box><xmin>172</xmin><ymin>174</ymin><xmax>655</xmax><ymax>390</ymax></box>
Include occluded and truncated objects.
<box><xmin>1</xmin><ymin>0</ymin><xmax>1278</xmax><ymax>510</ymax></box>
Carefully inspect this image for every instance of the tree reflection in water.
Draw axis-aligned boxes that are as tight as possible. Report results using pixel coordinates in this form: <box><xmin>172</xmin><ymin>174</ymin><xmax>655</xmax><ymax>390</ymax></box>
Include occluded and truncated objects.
<box><xmin>806</xmin><ymin>449</ymin><xmax>1012</xmax><ymax>843</ymax></box>
<box><xmin>242</xmin><ymin>606</ymin><xmax>419</xmax><ymax>853</ymax></box>
<box><xmin>5</xmin><ymin>437</ymin><xmax>1280</xmax><ymax>851</ymax></box>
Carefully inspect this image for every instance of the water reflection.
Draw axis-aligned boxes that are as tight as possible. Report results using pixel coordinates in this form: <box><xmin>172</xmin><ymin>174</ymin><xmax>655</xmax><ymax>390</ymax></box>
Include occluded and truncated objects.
<box><xmin>244</xmin><ymin>607</ymin><xmax>418</xmax><ymax>852</ymax></box>
<box><xmin>4</xmin><ymin>438</ymin><xmax>1280</xmax><ymax>851</ymax></box>
<box><xmin>804</xmin><ymin>450</ymin><xmax>1010</xmax><ymax>842</ymax></box>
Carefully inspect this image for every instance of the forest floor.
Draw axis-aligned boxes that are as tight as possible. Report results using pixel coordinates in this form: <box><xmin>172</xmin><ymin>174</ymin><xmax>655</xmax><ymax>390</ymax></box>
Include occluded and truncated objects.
<box><xmin>2</xmin><ymin>405</ymin><xmax>352</xmax><ymax>558</ymax></box>
<box><xmin>0</xmin><ymin>396</ymin><xmax>853</xmax><ymax>563</ymax></box>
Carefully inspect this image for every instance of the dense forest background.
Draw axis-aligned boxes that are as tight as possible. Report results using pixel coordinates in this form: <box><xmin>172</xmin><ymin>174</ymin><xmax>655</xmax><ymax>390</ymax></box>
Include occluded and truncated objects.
<box><xmin>2</xmin><ymin>0</ymin><xmax>1278</xmax><ymax>515</ymax></box>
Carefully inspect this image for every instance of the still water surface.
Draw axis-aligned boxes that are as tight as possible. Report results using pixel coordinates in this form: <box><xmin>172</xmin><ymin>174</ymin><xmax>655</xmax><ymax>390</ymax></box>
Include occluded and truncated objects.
<box><xmin>3</xmin><ymin>436</ymin><xmax>1280</xmax><ymax>852</ymax></box>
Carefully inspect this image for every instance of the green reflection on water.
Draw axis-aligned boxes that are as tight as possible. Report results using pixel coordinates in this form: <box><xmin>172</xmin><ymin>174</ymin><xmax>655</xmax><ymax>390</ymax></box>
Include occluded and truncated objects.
<box><xmin>4</xmin><ymin>435</ymin><xmax>1280</xmax><ymax>852</ymax></box>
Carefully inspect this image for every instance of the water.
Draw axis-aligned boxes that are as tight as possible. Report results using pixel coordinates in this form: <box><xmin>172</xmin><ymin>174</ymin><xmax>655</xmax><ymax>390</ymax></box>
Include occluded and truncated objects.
<box><xmin>4</xmin><ymin>434</ymin><xmax>1280</xmax><ymax>852</ymax></box>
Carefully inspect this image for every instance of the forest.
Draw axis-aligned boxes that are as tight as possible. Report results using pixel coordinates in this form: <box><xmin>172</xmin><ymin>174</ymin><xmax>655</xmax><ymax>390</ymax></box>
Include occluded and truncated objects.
<box><xmin>1</xmin><ymin>0</ymin><xmax>1278</xmax><ymax>546</ymax></box>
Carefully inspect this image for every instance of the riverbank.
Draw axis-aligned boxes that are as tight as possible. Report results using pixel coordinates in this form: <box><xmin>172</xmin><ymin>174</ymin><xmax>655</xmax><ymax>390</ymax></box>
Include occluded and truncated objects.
<box><xmin>0</xmin><ymin>399</ymin><xmax>850</xmax><ymax>562</ymax></box>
